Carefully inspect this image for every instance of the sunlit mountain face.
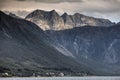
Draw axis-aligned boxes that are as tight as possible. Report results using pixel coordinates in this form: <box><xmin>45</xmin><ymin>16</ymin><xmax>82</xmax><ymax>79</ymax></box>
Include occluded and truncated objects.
<box><xmin>25</xmin><ymin>9</ymin><xmax>114</xmax><ymax>30</ymax></box>
<box><xmin>0</xmin><ymin>0</ymin><xmax>120</xmax><ymax>77</ymax></box>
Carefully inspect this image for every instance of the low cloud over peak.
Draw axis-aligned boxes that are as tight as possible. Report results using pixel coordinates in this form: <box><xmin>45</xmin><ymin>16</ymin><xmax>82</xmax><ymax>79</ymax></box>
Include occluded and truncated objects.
<box><xmin>1</xmin><ymin>0</ymin><xmax>120</xmax><ymax>22</ymax></box>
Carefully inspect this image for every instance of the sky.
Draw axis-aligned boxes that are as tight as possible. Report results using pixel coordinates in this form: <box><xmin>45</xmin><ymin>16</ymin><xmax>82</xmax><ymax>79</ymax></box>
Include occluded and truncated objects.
<box><xmin>0</xmin><ymin>0</ymin><xmax>120</xmax><ymax>23</ymax></box>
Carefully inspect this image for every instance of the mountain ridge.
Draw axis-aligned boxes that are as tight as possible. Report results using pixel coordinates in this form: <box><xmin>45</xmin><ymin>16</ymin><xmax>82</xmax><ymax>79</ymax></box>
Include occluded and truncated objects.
<box><xmin>26</xmin><ymin>9</ymin><xmax>115</xmax><ymax>30</ymax></box>
<box><xmin>46</xmin><ymin>23</ymin><xmax>120</xmax><ymax>75</ymax></box>
<box><xmin>1</xmin><ymin>10</ymin><xmax>120</xmax><ymax>76</ymax></box>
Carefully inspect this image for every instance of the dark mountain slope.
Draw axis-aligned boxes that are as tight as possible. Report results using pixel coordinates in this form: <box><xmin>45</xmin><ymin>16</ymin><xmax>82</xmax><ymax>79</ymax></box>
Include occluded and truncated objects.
<box><xmin>46</xmin><ymin>24</ymin><xmax>120</xmax><ymax>75</ymax></box>
<box><xmin>0</xmin><ymin>11</ymin><xmax>91</xmax><ymax>76</ymax></box>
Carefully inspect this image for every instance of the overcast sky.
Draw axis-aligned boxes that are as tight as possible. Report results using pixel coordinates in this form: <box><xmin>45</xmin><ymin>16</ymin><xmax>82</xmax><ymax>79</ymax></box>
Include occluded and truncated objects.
<box><xmin>0</xmin><ymin>0</ymin><xmax>120</xmax><ymax>23</ymax></box>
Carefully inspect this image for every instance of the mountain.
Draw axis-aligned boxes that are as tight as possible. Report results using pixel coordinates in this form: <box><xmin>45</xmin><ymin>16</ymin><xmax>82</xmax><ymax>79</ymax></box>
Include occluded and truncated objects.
<box><xmin>9</xmin><ymin>13</ymin><xmax>20</xmax><ymax>18</ymax></box>
<box><xmin>26</xmin><ymin>9</ymin><xmax>114</xmax><ymax>31</ymax></box>
<box><xmin>117</xmin><ymin>22</ymin><xmax>120</xmax><ymax>25</ymax></box>
<box><xmin>26</xmin><ymin>10</ymin><xmax>65</xmax><ymax>30</ymax></box>
<box><xmin>1</xmin><ymin>10</ymin><xmax>120</xmax><ymax>76</ymax></box>
<box><xmin>0</xmin><ymin>11</ymin><xmax>91</xmax><ymax>76</ymax></box>
<box><xmin>46</xmin><ymin>24</ymin><xmax>120</xmax><ymax>75</ymax></box>
<box><xmin>62</xmin><ymin>13</ymin><xmax>114</xmax><ymax>27</ymax></box>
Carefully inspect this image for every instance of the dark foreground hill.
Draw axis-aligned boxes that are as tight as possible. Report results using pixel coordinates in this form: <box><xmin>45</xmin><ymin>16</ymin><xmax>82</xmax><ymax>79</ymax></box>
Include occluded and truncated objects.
<box><xmin>0</xmin><ymin>11</ymin><xmax>92</xmax><ymax>77</ymax></box>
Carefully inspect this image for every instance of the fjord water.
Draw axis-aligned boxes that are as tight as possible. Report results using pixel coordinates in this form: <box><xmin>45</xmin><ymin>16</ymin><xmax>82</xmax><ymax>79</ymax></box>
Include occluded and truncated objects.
<box><xmin>0</xmin><ymin>77</ymin><xmax>120</xmax><ymax>80</ymax></box>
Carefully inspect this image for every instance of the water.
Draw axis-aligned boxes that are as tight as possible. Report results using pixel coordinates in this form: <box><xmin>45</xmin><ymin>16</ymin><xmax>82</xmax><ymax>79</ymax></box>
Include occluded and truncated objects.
<box><xmin>0</xmin><ymin>77</ymin><xmax>120</xmax><ymax>80</ymax></box>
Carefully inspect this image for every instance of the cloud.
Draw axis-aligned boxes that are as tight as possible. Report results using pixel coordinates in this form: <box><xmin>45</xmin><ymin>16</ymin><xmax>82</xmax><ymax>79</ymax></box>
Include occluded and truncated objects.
<box><xmin>15</xmin><ymin>0</ymin><xmax>83</xmax><ymax>3</ymax></box>
<box><xmin>0</xmin><ymin>0</ymin><xmax>120</xmax><ymax>22</ymax></box>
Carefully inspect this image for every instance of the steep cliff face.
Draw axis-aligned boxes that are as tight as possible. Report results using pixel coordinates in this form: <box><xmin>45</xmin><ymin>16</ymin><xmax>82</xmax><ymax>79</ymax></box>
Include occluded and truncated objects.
<box><xmin>69</xmin><ymin>13</ymin><xmax>113</xmax><ymax>27</ymax></box>
<box><xmin>46</xmin><ymin>24</ymin><xmax>120</xmax><ymax>75</ymax></box>
<box><xmin>61</xmin><ymin>13</ymin><xmax>74</xmax><ymax>29</ymax></box>
<box><xmin>26</xmin><ymin>10</ymin><xmax>65</xmax><ymax>30</ymax></box>
<box><xmin>26</xmin><ymin>9</ymin><xmax>114</xmax><ymax>31</ymax></box>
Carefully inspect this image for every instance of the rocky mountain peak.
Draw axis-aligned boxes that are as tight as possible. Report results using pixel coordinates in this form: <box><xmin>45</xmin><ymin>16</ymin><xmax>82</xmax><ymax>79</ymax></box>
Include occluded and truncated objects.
<box><xmin>61</xmin><ymin>13</ymin><xmax>70</xmax><ymax>22</ymax></box>
<box><xmin>73</xmin><ymin>13</ymin><xmax>85</xmax><ymax>17</ymax></box>
<box><xmin>26</xmin><ymin>9</ymin><xmax>49</xmax><ymax>19</ymax></box>
<box><xmin>32</xmin><ymin>9</ymin><xmax>46</xmax><ymax>14</ymax></box>
<box><xmin>9</xmin><ymin>13</ymin><xmax>16</xmax><ymax>16</ymax></box>
<box><xmin>61</xmin><ymin>13</ymin><xmax>74</xmax><ymax>27</ymax></box>
<box><xmin>49</xmin><ymin>10</ymin><xmax>60</xmax><ymax>18</ymax></box>
<box><xmin>50</xmin><ymin>10</ymin><xmax>57</xmax><ymax>13</ymax></box>
<box><xmin>62</xmin><ymin>13</ymin><xmax>68</xmax><ymax>17</ymax></box>
<box><xmin>9</xmin><ymin>13</ymin><xmax>20</xmax><ymax>18</ymax></box>
<box><xmin>26</xmin><ymin>9</ymin><xmax>115</xmax><ymax>30</ymax></box>
<box><xmin>26</xmin><ymin>9</ymin><xmax>65</xmax><ymax>30</ymax></box>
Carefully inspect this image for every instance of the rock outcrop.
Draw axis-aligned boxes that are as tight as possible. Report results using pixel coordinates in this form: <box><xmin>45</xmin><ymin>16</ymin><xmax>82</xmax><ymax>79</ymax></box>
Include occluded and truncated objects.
<box><xmin>26</xmin><ymin>9</ymin><xmax>114</xmax><ymax>30</ymax></box>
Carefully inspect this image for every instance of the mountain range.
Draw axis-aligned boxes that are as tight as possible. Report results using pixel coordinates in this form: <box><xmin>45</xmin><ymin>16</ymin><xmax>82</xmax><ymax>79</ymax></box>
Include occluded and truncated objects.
<box><xmin>0</xmin><ymin>10</ymin><xmax>120</xmax><ymax>76</ymax></box>
<box><xmin>0</xmin><ymin>11</ymin><xmax>91</xmax><ymax>76</ymax></box>
<box><xmin>26</xmin><ymin>9</ymin><xmax>115</xmax><ymax>30</ymax></box>
<box><xmin>46</xmin><ymin>24</ymin><xmax>120</xmax><ymax>75</ymax></box>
